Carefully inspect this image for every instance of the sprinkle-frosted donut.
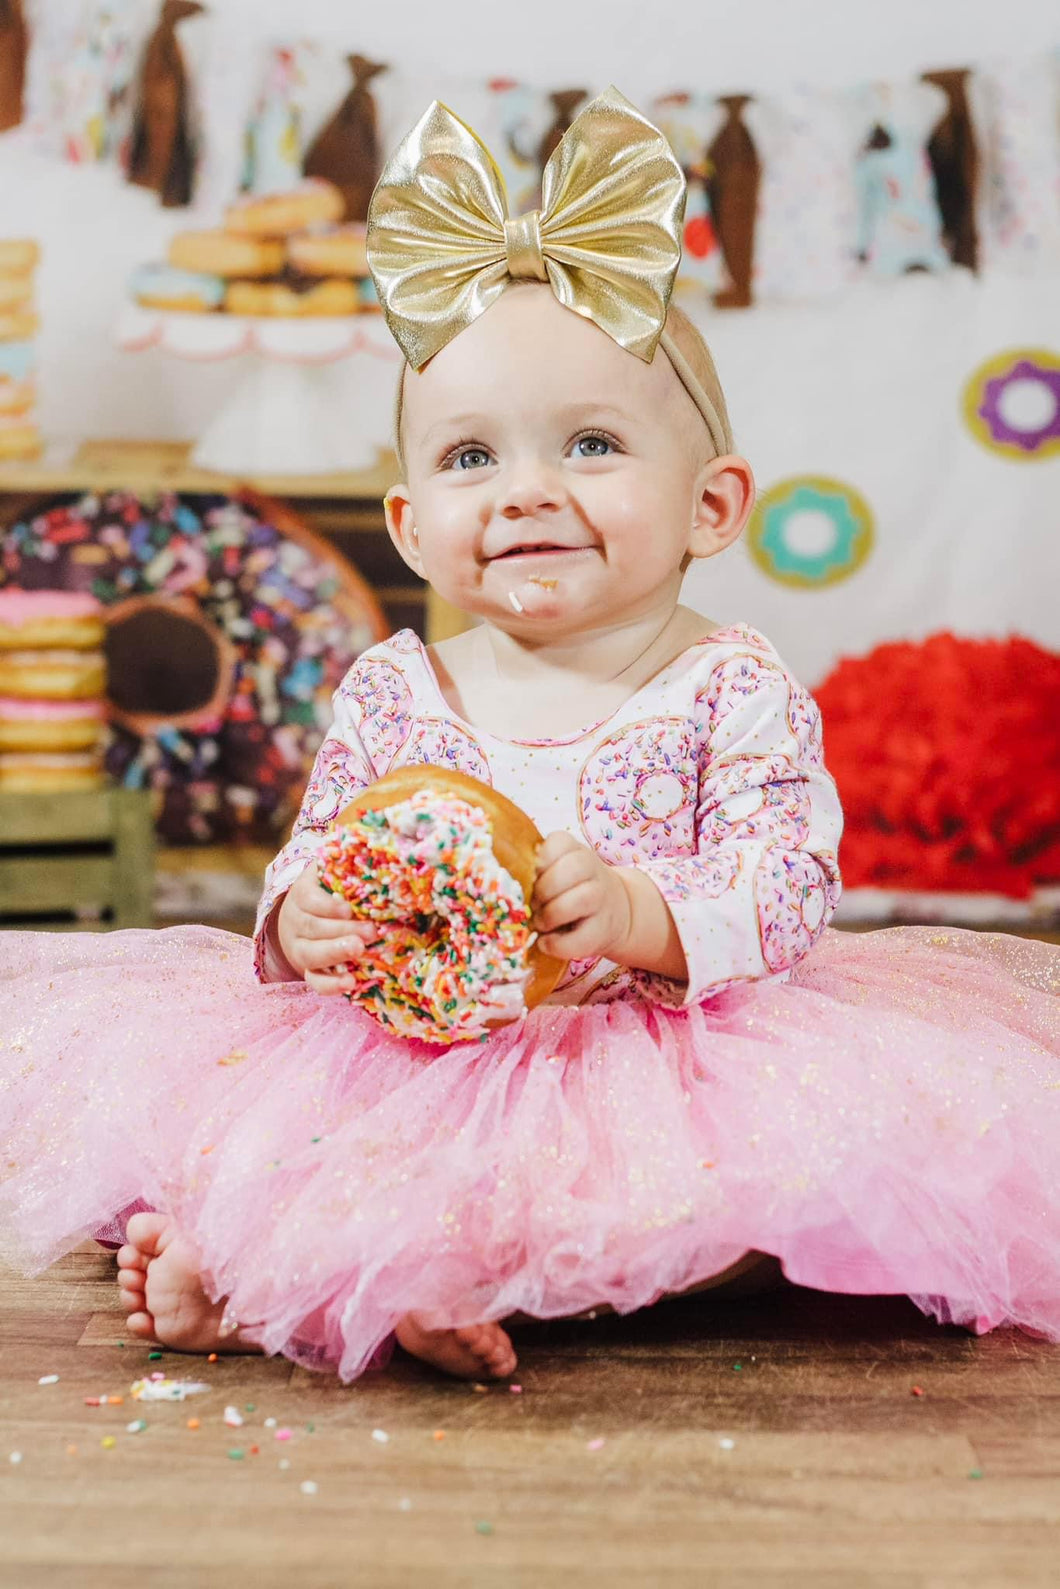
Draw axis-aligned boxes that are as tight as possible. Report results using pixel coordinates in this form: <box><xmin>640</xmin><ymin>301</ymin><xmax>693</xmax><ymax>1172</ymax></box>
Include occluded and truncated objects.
<box><xmin>300</xmin><ymin>735</ymin><xmax>375</xmax><ymax>828</ymax></box>
<box><xmin>340</xmin><ymin>657</ymin><xmax>414</xmax><ymax>771</ymax></box>
<box><xmin>754</xmin><ymin>846</ymin><xmax>831</xmax><ymax>973</ymax></box>
<box><xmin>396</xmin><ymin>716</ymin><xmax>492</xmax><ymax>783</ymax></box>
<box><xmin>578</xmin><ymin>716</ymin><xmax>696</xmax><ymax>865</ymax></box>
<box><xmin>0</xmin><ymin>491</ymin><xmax>387</xmax><ymax>844</ymax></box>
<box><xmin>319</xmin><ymin>766</ymin><xmax>563</xmax><ymax>1044</ymax></box>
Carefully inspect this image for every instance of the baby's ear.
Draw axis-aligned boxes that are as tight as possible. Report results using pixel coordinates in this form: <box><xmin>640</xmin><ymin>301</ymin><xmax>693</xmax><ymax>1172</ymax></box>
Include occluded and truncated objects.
<box><xmin>688</xmin><ymin>455</ymin><xmax>756</xmax><ymax>560</ymax></box>
<box><xmin>383</xmin><ymin>486</ymin><xmax>424</xmax><ymax>577</ymax></box>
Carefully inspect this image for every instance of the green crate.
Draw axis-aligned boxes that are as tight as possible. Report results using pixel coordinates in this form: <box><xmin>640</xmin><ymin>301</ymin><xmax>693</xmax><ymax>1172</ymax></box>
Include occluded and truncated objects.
<box><xmin>0</xmin><ymin>787</ymin><xmax>155</xmax><ymax>930</ymax></box>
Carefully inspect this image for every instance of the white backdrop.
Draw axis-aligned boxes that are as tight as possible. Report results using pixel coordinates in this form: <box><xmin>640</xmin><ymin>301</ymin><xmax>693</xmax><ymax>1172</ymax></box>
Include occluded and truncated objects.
<box><xmin>1</xmin><ymin>0</ymin><xmax>1058</xmax><ymax>683</ymax></box>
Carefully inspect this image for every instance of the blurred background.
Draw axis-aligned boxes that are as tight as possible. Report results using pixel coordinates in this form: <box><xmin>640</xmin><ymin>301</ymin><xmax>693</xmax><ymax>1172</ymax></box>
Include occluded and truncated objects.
<box><xmin>0</xmin><ymin>0</ymin><xmax>1057</xmax><ymax>934</ymax></box>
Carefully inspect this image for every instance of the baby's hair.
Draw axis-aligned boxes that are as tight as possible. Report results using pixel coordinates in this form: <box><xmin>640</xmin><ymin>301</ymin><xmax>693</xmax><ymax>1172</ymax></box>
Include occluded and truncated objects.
<box><xmin>390</xmin><ymin>288</ymin><xmax>734</xmax><ymax>476</ymax></box>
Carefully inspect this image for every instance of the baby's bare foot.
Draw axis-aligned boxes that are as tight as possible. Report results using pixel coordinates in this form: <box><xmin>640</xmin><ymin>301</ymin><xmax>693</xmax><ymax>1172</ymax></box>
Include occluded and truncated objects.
<box><xmin>395</xmin><ymin>1314</ymin><xmax>517</xmax><ymax>1380</ymax></box>
<box><xmin>115</xmin><ymin>1212</ymin><xmax>260</xmax><ymax>1356</ymax></box>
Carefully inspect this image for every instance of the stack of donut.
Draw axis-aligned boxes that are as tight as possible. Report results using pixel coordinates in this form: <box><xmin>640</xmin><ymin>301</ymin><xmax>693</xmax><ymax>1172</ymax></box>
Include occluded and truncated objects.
<box><xmin>0</xmin><ymin>590</ymin><xmax>107</xmax><ymax>791</ymax></box>
<box><xmin>0</xmin><ymin>239</ymin><xmax>41</xmax><ymax>461</ymax></box>
<box><xmin>131</xmin><ymin>179</ymin><xmax>380</xmax><ymax>318</ymax></box>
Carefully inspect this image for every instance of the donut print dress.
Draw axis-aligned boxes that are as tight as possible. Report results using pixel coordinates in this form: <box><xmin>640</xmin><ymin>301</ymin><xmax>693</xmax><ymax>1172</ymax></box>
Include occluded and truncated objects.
<box><xmin>1</xmin><ymin>624</ymin><xmax>1058</xmax><ymax>1381</ymax></box>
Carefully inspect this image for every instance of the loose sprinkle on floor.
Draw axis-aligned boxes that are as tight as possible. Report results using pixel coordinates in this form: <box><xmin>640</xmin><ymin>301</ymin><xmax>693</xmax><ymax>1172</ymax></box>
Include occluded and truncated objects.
<box><xmin>968</xmin><ymin>1468</ymin><xmax>984</xmax><ymax>1480</ymax></box>
<box><xmin>432</xmin><ymin>1430</ymin><xmax>446</xmax><ymax>1441</ymax></box>
<box><xmin>126</xmin><ymin>1419</ymin><xmax>147</xmax><ymax>1434</ymax></box>
<box><xmin>911</xmin><ymin>1386</ymin><xmax>925</xmax><ymax>1398</ymax></box>
<box><xmin>223</xmin><ymin>1407</ymin><xmax>244</xmax><ymax>1427</ymax></box>
<box><xmin>475</xmin><ymin>1521</ymin><xmax>494</xmax><ymax>1536</ymax></box>
<box><xmin>132</xmin><ymin>1378</ymin><xmax>209</xmax><ymax>1402</ymax></box>
<box><xmin>9</xmin><ymin>1453</ymin><xmax>22</xmax><ymax>1465</ymax></box>
<box><xmin>719</xmin><ymin>1438</ymin><xmax>736</xmax><ymax>1451</ymax></box>
<box><xmin>586</xmin><ymin>1438</ymin><xmax>606</xmax><ymax>1451</ymax></box>
<box><xmin>371</xmin><ymin>1429</ymin><xmax>389</xmax><ymax>1444</ymax></box>
<box><xmin>300</xmin><ymin>1480</ymin><xmax>318</xmax><ymax>1496</ymax></box>
<box><xmin>101</xmin><ymin>1437</ymin><xmax>116</xmax><ymax>1450</ymax></box>
<box><xmin>37</xmin><ymin>1374</ymin><xmax>59</xmax><ymax>1385</ymax></box>
<box><xmin>227</xmin><ymin>1449</ymin><xmax>245</xmax><ymax>1461</ymax></box>
<box><xmin>509</xmin><ymin>1384</ymin><xmax>523</xmax><ymax>1394</ymax></box>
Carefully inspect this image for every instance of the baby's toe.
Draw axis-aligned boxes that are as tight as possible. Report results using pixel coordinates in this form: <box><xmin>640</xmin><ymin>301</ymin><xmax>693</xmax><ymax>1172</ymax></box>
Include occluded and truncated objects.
<box><xmin>125</xmin><ymin>1310</ymin><xmax>156</xmax><ymax>1340</ymax></box>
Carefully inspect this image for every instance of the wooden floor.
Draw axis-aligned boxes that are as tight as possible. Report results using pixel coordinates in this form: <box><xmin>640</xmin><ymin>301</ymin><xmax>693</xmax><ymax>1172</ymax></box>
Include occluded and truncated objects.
<box><xmin>1</xmin><ymin>1247</ymin><xmax>1057</xmax><ymax>1587</ymax></box>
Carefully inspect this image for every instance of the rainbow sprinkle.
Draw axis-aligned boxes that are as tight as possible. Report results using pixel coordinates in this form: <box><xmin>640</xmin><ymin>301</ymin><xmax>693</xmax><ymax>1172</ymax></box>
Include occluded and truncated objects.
<box><xmin>318</xmin><ymin>792</ymin><xmax>534</xmax><ymax>1044</ymax></box>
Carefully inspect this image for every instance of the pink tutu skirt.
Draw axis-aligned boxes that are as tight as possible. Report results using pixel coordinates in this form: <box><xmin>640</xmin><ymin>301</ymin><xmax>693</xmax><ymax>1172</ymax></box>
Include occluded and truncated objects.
<box><xmin>0</xmin><ymin>924</ymin><xmax>1057</xmax><ymax>1380</ymax></box>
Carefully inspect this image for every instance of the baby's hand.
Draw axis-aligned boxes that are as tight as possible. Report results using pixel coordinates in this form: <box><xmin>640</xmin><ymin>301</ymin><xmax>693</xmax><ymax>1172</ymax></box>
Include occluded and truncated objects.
<box><xmin>531</xmin><ymin>832</ymin><xmax>633</xmax><ymax>962</ymax></box>
<box><xmin>277</xmin><ymin>861</ymin><xmax>380</xmax><ymax>995</ymax></box>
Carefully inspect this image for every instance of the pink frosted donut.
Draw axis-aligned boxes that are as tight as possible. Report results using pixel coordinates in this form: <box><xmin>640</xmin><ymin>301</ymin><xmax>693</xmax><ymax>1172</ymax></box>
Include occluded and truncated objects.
<box><xmin>340</xmin><ymin>657</ymin><xmax>413</xmax><ymax>771</ymax></box>
<box><xmin>299</xmin><ymin>735</ymin><xmax>374</xmax><ymax>828</ymax></box>
<box><xmin>578</xmin><ymin>716</ymin><xmax>696</xmax><ymax>865</ymax></box>
<box><xmin>698</xmin><ymin>769</ymin><xmax>812</xmax><ymax>850</ymax></box>
<box><xmin>0</xmin><ymin>694</ymin><xmax>105</xmax><ymax>753</ymax></box>
<box><xmin>0</xmin><ymin>590</ymin><xmax>105</xmax><ymax>652</ymax></box>
<box><xmin>786</xmin><ymin>679</ymin><xmax>826</xmax><ymax>767</ymax></box>
<box><xmin>754</xmin><ymin>848</ymin><xmax>831</xmax><ymax>973</ymax></box>
<box><xmin>396</xmin><ymin>717</ymin><xmax>493</xmax><ymax>783</ymax></box>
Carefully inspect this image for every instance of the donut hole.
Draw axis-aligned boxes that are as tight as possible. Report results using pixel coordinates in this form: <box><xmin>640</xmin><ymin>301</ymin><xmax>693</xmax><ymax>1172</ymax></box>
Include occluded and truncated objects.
<box><xmin>104</xmin><ymin>596</ymin><xmax>235</xmax><ymax>733</ymax></box>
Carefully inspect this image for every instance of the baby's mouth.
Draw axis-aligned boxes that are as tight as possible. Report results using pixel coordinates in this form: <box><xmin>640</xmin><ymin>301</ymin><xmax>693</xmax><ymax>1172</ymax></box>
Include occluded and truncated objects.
<box><xmin>490</xmin><ymin>545</ymin><xmax>592</xmax><ymax>561</ymax></box>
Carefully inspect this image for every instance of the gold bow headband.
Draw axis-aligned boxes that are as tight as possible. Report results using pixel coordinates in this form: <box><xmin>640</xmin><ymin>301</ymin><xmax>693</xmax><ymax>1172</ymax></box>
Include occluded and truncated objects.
<box><xmin>366</xmin><ymin>86</ymin><xmax>729</xmax><ymax>456</ymax></box>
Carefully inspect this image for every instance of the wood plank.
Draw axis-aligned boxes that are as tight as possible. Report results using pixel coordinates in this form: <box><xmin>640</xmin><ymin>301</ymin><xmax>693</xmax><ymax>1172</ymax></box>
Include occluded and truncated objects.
<box><xmin>0</xmin><ymin>854</ymin><xmax>114</xmax><ymax>912</ymax></box>
<box><xmin>0</xmin><ymin>789</ymin><xmax>117</xmax><ymax>844</ymax></box>
<box><xmin>109</xmin><ymin>789</ymin><xmax>155</xmax><ymax>929</ymax></box>
<box><xmin>0</xmin><ymin>1247</ymin><xmax>1057</xmax><ymax>1586</ymax></box>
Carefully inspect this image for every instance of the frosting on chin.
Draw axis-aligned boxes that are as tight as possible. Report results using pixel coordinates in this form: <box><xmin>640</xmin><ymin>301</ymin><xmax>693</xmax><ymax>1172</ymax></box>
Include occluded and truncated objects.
<box><xmin>0</xmin><ymin>696</ymin><xmax>105</xmax><ymax>720</ymax></box>
<box><xmin>318</xmin><ymin>790</ymin><xmax>534</xmax><ymax>1045</ymax></box>
<box><xmin>0</xmin><ymin>590</ymin><xmax>104</xmax><ymax>623</ymax></box>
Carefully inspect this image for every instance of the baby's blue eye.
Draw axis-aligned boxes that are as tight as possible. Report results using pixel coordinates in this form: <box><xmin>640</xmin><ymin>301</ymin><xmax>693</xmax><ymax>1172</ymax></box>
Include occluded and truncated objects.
<box><xmin>573</xmin><ymin>434</ymin><xmax>613</xmax><ymax>457</ymax></box>
<box><xmin>453</xmin><ymin>447</ymin><xmax>491</xmax><ymax>471</ymax></box>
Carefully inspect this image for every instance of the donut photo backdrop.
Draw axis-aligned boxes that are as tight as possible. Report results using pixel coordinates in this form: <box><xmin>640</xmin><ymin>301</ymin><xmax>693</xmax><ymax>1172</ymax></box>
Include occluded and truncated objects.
<box><xmin>0</xmin><ymin>489</ymin><xmax>388</xmax><ymax>842</ymax></box>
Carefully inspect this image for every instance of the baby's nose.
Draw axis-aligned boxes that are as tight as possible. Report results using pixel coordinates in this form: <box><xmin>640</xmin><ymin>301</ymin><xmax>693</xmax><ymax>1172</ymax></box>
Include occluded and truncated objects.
<box><xmin>498</xmin><ymin>462</ymin><xmax>564</xmax><ymax>518</ymax></box>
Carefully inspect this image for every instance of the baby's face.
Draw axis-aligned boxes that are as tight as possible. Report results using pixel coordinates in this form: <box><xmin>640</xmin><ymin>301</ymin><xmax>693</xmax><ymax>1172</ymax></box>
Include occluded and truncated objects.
<box><xmin>392</xmin><ymin>285</ymin><xmax>715</xmax><ymax>636</ymax></box>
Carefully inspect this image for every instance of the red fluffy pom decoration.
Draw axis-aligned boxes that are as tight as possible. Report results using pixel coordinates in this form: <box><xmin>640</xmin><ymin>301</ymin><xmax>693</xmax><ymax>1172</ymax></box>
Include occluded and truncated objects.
<box><xmin>814</xmin><ymin>632</ymin><xmax>1060</xmax><ymax>896</ymax></box>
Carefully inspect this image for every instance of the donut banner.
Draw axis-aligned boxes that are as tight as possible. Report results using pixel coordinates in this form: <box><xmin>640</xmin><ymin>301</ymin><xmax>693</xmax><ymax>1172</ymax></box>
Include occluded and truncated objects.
<box><xmin>0</xmin><ymin>489</ymin><xmax>388</xmax><ymax>843</ymax></box>
<box><xmin>681</xmin><ymin>268</ymin><xmax>1059</xmax><ymax>903</ymax></box>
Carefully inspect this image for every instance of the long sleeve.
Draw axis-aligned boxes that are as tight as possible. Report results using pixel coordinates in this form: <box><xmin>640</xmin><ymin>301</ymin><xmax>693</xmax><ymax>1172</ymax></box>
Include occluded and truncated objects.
<box><xmin>631</xmin><ymin>653</ymin><xmax>843</xmax><ymax>1007</ymax></box>
<box><xmin>253</xmin><ymin>683</ymin><xmax>375</xmax><ymax>983</ymax></box>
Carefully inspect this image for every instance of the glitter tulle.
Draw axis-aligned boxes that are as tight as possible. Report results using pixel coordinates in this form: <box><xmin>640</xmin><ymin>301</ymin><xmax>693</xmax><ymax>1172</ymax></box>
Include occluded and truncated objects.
<box><xmin>0</xmin><ymin>924</ymin><xmax>1057</xmax><ymax>1381</ymax></box>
